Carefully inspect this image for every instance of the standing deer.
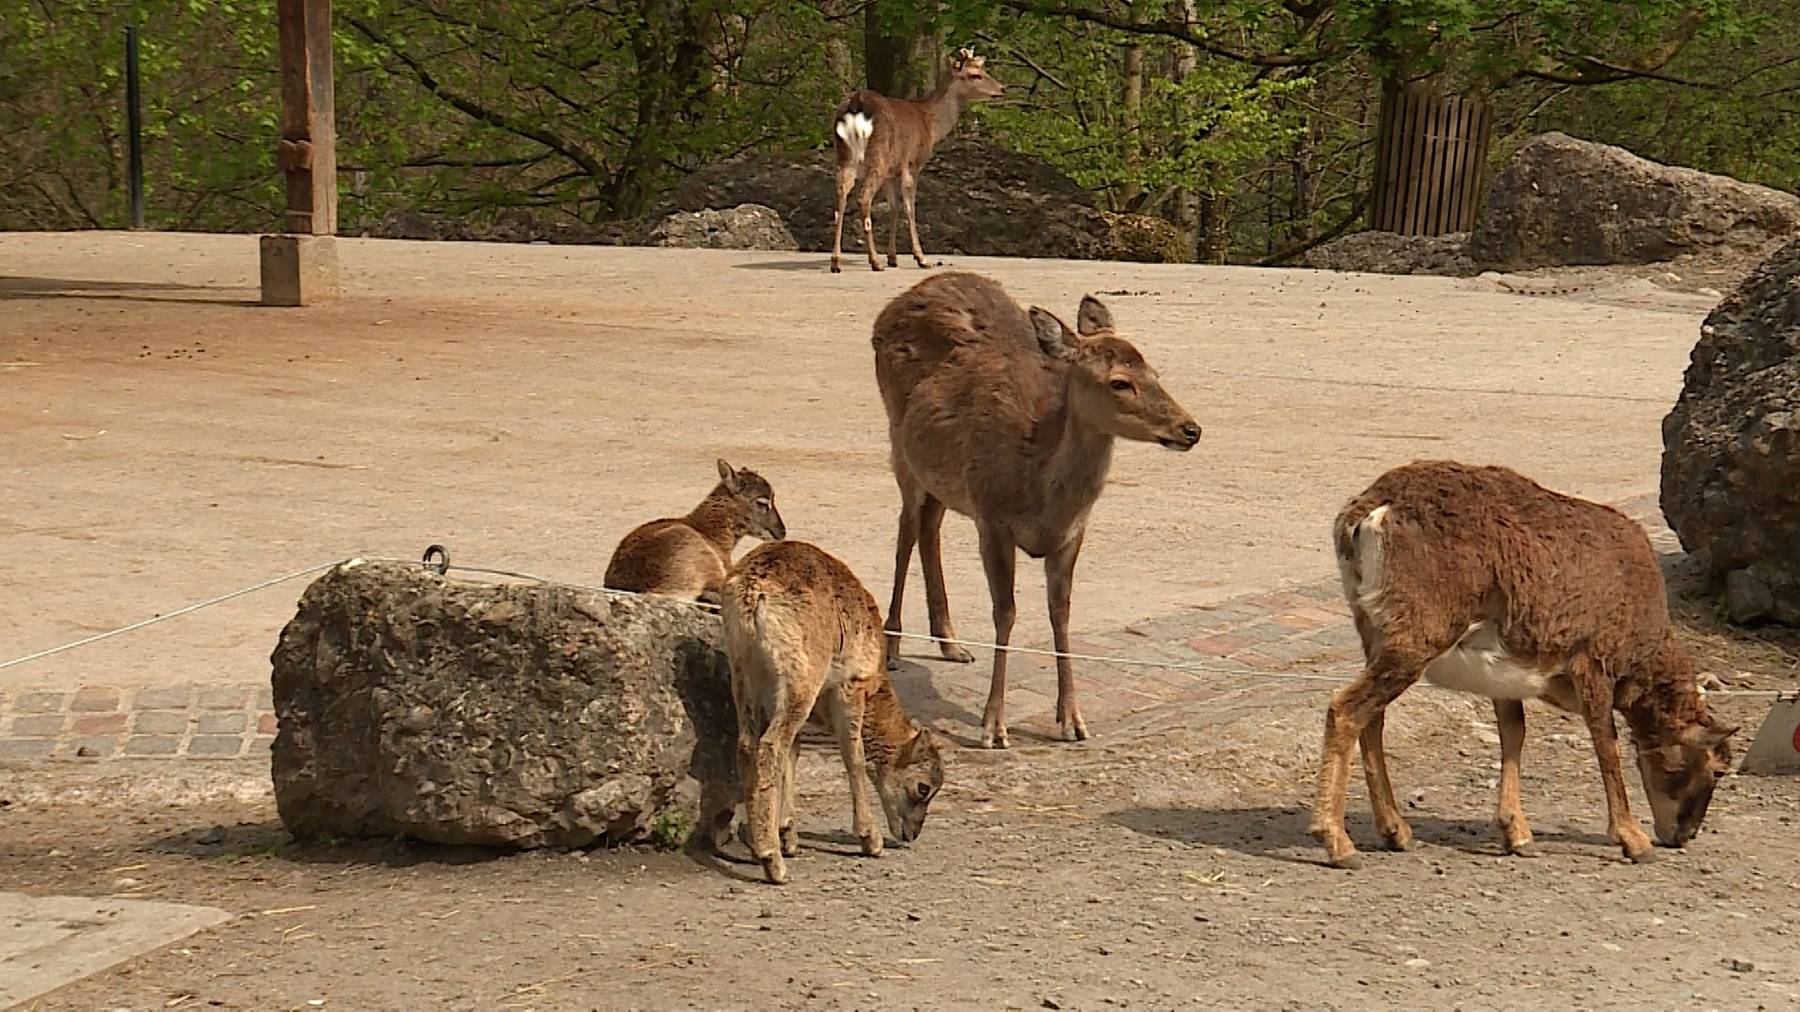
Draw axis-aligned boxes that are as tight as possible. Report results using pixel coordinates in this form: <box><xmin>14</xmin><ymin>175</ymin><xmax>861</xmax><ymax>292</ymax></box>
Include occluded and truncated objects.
<box><xmin>830</xmin><ymin>47</ymin><xmax>1006</xmax><ymax>274</ymax></box>
<box><xmin>873</xmin><ymin>272</ymin><xmax>1201</xmax><ymax>748</ymax></box>
<box><xmin>719</xmin><ymin>539</ymin><xmax>946</xmax><ymax>885</ymax></box>
<box><xmin>603</xmin><ymin>459</ymin><xmax>785</xmax><ymax>602</ymax></box>
<box><xmin>1313</xmin><ymin>460</ymin><xmax>1737</xmax><ymax>869</ymax></box>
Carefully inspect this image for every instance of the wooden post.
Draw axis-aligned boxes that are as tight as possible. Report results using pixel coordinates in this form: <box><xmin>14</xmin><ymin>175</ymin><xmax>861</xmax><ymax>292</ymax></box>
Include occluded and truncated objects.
<box><xmin>263</xmin><ymin>0</ymin><xmax>339</xmax><ymax>305</ymax></box>
<box><xmin>276</xmin><ymin>0</ymin><xmax>336</xmax><ymax>235</ymax></box>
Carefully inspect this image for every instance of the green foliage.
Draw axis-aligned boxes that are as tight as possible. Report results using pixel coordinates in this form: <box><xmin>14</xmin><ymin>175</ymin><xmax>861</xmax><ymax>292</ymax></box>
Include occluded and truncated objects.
<box><xmin>1</xmin><ymin>0</ymin><xmax>1794</xmax><ymax>263</ymax></box>
<box><xmin>647</xmin><ymin>811</ymin><xmax>692</xmax><ymax>851</ymax></box>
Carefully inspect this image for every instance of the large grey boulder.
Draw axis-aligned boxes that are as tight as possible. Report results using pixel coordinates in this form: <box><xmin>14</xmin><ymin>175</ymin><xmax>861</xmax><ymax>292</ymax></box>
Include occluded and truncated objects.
<box><xmin>641</xmin><ymin>203</ymin><xmax>798</xmax><ymax>251</ymax></box>
<box><xmin>1661</xmin><ymin>237</ymin><xmax>1800</xmax><ymax>625</ymax></box>
<box><xmin>1471</xmin><ymin>133</ymin><xmax>1800</xmax><ymax>270</ymax></box>
<box><xmin>270</xmin><ymin>561</ymin><xmax>735</xmax><ymax>848</ymax></box>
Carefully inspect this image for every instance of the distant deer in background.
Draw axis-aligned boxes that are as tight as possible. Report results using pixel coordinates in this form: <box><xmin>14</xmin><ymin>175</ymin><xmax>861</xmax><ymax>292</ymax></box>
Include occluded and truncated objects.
<box><xmin>830</xmin><ymin>47</ymin><xmax>1006</xmax><ymax>274</ymax></box>
<box><xmin>873</xmin><ymin>272</ymin><xmax>1201</xmax><ymax>748</ymax></box>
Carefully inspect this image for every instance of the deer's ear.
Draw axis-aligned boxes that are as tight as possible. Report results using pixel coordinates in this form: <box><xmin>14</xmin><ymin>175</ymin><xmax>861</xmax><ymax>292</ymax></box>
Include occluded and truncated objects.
<box><xmin>716</xmin><ymin>458</ymin><xmax>740</xmax><ymax>492</ymax></box>
<box><xmin>1077</xmin><ymin>295</ymin><xmax>1113</xmax><ymax>335</ymax></box>
<box><xmin>1029</xmin><ymin>306</ymin><xmax>1078</xmax><ymax>360</ymax></box>
<box><xmin>1682</xmin><ymin>721</ymin><xmax>1738</xmax><ymax>749</ymax></box>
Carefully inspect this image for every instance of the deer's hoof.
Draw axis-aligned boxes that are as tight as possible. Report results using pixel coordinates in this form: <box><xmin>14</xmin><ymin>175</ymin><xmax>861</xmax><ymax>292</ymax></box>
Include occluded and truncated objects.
<box><xmin>868</xmin><ymin>261</ymin><xmax>884</xmax><ymax>272</ymax></box>
<box><xmin>1058</xmin><ymin>714</ymin><xmax>1089</xmax><ymax>742</ymax></box>
<box><xmin>860</xmin><ymin>832</ymin><xmax>884</xmax><ymax>858</ymax></box>
<box><xmin>780</xmin><ymin>825</ymin><xmax>800</xmax><ymax>858</ymax></box>
<box><xmin>939</xmin><ymin>643</ymin><xmax>974</xmax><ymax>664</ymax></box>
<box><xmin>1623</xmin><ymin>842</ymin><xmax>1659</xmax><ymax>864</ymax></box>
<box><xmin>1380</xmin><ymin>824</ymin><xmax>1415</xmax><ymax>852</ymax></box>
<box><xmin>1328</xmin><ymin>850</ymin><xmax>1363</xmax><ymax>870</ymax></box>
<box><xmin>830</xmin><ymin>262</ymin><xmax>842</xmax><ymax>274</ymax></box>
<box><xmin>760</xmin><ymin>855</ymin><xmax>789</xmax><ymax>885</ymax></box>
<box><xmin>885</xmin><ymin>654</ymin><xmax>901</xmax><ymax>673</ymax></box>
<box><xmin>980</xmin><ymin>726</ymin><xmax>1010</xmax><ymax>750</ymax></box>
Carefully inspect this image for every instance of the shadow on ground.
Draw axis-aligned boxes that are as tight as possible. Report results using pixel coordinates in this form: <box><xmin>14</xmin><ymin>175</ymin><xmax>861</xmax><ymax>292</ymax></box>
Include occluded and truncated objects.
<box><xmin>0</xmin><ymin>276</ymin><xmax>256</xmax><ymax>306</ymax></box>
<box><xmin>1106</xmin><ymin>804</ymin><xmax>1616</xmax><ymax>864</ymax></box>
<box><xmin>146</xmin><ymin>820</ymin><xmax>514</xmax><ymax>869</ymax></box>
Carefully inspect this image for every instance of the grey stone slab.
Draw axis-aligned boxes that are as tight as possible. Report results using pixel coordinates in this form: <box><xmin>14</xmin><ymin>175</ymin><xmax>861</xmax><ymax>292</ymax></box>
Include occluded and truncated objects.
<box><xmin>0</xmin><ymin>891</ymin><xmax>233</xmax><ymax>1007</ymax></box>
<box><xmin>1740</xmin><ymin>696</ymin><xmax>1800</xmax><ymax>776</ymax></box>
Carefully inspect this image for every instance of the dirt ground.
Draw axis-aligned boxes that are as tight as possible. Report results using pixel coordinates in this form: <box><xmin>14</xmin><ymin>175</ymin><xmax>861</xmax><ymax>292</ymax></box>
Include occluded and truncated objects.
<box><xmin>1</xmin><ymin>231</ymin><xmax>1716</xmax><ymax>692</ymax></box>
<box><xmin>4</xmin><ymin>232</ymin><xmax>1798</xmax><ymax>1009</ymax></box>
<box><xmin>2</xmin><ymin>671</ymin><xmax>1795</xmax><ymax>1012</ymax></box>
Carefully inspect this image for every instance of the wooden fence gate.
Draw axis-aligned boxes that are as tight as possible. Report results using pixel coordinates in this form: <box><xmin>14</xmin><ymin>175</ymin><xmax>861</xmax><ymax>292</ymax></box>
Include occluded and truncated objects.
<box><xmin>1370</xmin><ymin>87</ymin><xmax>1492</xmax><ymax>237</ymax></box>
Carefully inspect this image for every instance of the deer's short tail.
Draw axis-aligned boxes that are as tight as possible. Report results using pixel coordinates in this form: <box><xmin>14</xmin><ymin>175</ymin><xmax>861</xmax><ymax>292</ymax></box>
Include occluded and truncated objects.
<box><xmin>834</xmin><ymin>102</ymin><xmax>875</xmax><ymax>165</ymax></box>
<box><xmin>1333</xmin><ymin>503</ymin><xmax>1390</xmax><ymax>611</ymax></box>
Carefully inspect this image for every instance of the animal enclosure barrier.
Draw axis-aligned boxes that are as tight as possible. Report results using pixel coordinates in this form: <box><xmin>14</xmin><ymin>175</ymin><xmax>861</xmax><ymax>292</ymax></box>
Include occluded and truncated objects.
<box><xmin>1370</xmin><ymin>88</ymin><xmax>1492</xmax><ymax>237</ymax></box>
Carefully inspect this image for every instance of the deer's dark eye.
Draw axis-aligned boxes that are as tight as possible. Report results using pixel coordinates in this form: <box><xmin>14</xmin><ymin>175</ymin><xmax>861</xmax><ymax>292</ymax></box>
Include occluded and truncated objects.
<box><xmin>914</xmin><ymin>783</ymin><xmax>932</xmax><ymax>801</ymax></box>
<box><xmin>1110</xmin><ymin>379</ymin><xmax>1133</xmax><ymax>393</ymax></box>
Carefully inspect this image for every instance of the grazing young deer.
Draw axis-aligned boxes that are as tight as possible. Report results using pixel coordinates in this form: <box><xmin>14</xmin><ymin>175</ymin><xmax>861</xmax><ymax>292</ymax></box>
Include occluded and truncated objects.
<box><xmin>603</xmin><ymin>459</ymin><xmax>785</xmax><ymax>601</ymax></box>
<box><xmin>873</xmin><ymin>272</ymin><xmax>1201</xmax><ymax>748</ymax></box>
<box><xmin>1313</xmin><ymin>460</ymin><xmax>1738</xmax><ymax>869</ymax></box>
<box><xmin>830</xmin><ymin>47</ymin><xmax>1006</xmax><ymax>274</ymax></box>
<box><xmin>718</xmin><ymin>539</ymin><xmax>946</xmax><ymax>885</ymax></box>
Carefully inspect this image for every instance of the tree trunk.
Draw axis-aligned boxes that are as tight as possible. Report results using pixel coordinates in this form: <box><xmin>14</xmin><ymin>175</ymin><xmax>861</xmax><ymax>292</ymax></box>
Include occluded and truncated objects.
<box><xmin>1198</xmin><ymin>188</ymin><xmax>1230</xmax><ymax>264</ymax></box>
<box><xmin>1120</xmin><ymin>34</ymin><xmax>1144</xmax><ymax>210</ymax></box>
<box><xmin>1169</xmin><ymin>0</ymin><xmax>1199</xmax><ymax>260</ymax></box>
<box><xmin>1290</xmin><ymin>120</ymin><xmax>1317</xmax><ymax>246</ymax></box>
<box><xmin>611</xmin><ymin>0</ymin><xmax>714</xmax><ymax>218</ymax></box>
<box><xmin>864</xmin><ymin>2</ymin><xmax>930</xmax><ymax>97</ymax></box>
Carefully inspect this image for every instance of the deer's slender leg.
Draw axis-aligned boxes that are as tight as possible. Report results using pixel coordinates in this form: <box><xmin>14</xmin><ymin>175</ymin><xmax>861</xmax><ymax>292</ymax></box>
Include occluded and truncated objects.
<box><xmin>830</xmin><ymin>161</ymin><xmax>857</xmax><ymax>274</ymax></box>
<box><xmin>778</xmin><ymin>745</ymin><xmax>800</xmax><ymax>858</ymax></box>
<box><xmin>827</xmin><ymin>684</ymin><xmax>883</xmax><ymax>856</ymax></box>
<box><xmin>976</xmin><ymin>522</ymin><xmax>1017</xmax><ymax>749</ymax></box>
<box><xmin>858</xmin><ymin>171</ymin><xmax>883</xmax><ymax>272</ymax></box>
<box><xmin>884</xmin><ymin>475</ymin><xmax>922</xmax><ymax>670</ymax></box>
<box><xmin>1359</xmin><ymin>708</ymin><xmax>1411</xmax><ymax>850</ymax></box>
<box><xmin>1044</xmin><ymin>528</ymin><xmax>1088</xmax><ymax>742</ymax></box>
<box><xmin>749</xmin><ymin>687</ymin><xmax>810</xmax><ymax>885</ymax></box>
<box><xmin>1309</xmin><ymin>654</ymin><xmax>1422</xmax><ymax>869</ymax></box>
<box><xmin>1570</xmin><ymin>654</ymin><xmax>1654</xmax><ymax>862</ymax></box>
<box><xmin>918</xmin><ymin>495</ymin><xmax>972</xmax><ymax>664</ymax></box>
<box><xmin>884</xmin><ymin>180</ymin><xmax>900</xmax><ymax>268</ymax></box>
<box><xmin>900</xmin><ymin>170</ymin><xmax>930</xmax><ymax>268</ymax></box>
<box><xmin>1494</xmin><ymin>698</ymin><xmax>1534</xmax><ymax>854</ymax></box>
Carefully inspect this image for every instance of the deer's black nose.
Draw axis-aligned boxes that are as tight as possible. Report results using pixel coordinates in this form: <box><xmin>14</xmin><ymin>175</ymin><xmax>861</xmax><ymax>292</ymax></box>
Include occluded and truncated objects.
<box><xmin>1179</xmin><ymin>422</ymin><xmax>1201</xmax><ymax>445</ymax></box>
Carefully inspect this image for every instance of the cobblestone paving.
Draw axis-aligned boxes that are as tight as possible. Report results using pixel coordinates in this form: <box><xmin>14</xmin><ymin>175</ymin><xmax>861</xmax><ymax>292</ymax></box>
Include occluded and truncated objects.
<box><xmin>0</xmin><ymin>495</ymin><xmax>1671</xmax><ymax>757</ymax></box>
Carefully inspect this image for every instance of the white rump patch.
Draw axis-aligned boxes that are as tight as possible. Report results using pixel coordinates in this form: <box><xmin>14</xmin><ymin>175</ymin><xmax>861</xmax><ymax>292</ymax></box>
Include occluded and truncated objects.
<box><xmin>1421</xmin><ymin>621</ymin><xmax>1554</xmax><ymax>701</ymax></box>
<box><xmin>1339</xmin><ymin>504</ymin><xmax>1389</xmax><ymax>611</ymax></box>
<box><xmin>836</xmin><ymin>112</ymin><xmax>874</xmax><ymax>162</ymax></box>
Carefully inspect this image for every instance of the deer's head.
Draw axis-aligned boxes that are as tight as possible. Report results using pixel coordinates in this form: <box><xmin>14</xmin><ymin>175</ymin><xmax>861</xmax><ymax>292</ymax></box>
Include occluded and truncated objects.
<box><xmin>1029</xmin><ymin>297</ymin><xmax>1201</xmax><ymax>451</ymax></box>
<box><xmin>715</xmin><ymin>458</ymin><xmax>786</xmax><ymax>541</ymax></box>
<box><xmin>947</xmin><ymin>47</ymin><xmax>1006</xmax><ymax>103</ymax></box>
<box><xmin>874</xmin><ymin>722</ymin><xmax>945</xmax><ymax>844</ymax></box>
<box><xmin>1636</xmin><ymin>713</ymin><xmax>1736</xmax><ymax>848</ymax></box>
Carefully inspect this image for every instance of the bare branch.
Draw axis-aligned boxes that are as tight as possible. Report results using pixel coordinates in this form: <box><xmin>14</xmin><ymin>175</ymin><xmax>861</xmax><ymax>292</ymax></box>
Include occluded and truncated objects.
<box><xmin>1000</xmin><ymin>1</ymin><xmax>1333</xmax><ymax>68</ymax></box>
<box><xmin>344</xmin><ymin>14</ymin><xmax>608</xmax><ymax>183</ymax></box>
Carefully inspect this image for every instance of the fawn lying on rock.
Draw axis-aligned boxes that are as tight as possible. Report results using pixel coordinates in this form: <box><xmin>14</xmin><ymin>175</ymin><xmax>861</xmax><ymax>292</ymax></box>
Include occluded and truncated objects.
<box><xmin>714</xmin><ymin>539</ymin><xmax>944</xmax><ymax>885</ymax></box>
<box><xmin>603</xmin><ymin>459</ymin><xmax>785</xmax><ymax>602</ymax></box>
<box><xmin>1312</xmin><ymin>460</ymin><xmax>1736</xmax><ymax>869</ymax></box>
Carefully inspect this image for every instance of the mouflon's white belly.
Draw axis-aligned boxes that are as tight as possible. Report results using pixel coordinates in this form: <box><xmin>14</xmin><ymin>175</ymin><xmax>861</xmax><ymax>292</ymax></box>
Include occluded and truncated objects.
<box><xmin>1420</xmin><ymin>621</ymin><xmax>1554</xmax><ymax>700</ymax></box>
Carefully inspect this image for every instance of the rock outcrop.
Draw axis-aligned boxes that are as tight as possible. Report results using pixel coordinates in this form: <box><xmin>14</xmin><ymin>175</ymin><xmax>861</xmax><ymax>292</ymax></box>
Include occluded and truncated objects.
<box><xmin>666</xmin><ymin>138</ymin><xmax>1186</xmax><ymax>262</ymax></box>
<box><xmin>1471</xmin><ymin>132</ymin><xmax>1800</xmax><ymax>271</ymax></box>
<box><xmin>270</xmin><ymin>562</ymin><xmax>736</xmax><ymax>847</ymax></box>
<box><xmin>1303</xmin><ymin>230</ymin><xmax>1477</xmax><ymax>276</ymax></box>
<box><xmin>1661</xmin><ymin>237</ymin><xmax>1800</xmax><ymax>624</ymax></box>
<box><xmin>640</xmin><ymin>203</ymin><xmax>798</xmax><ymax>251</ymax></box>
